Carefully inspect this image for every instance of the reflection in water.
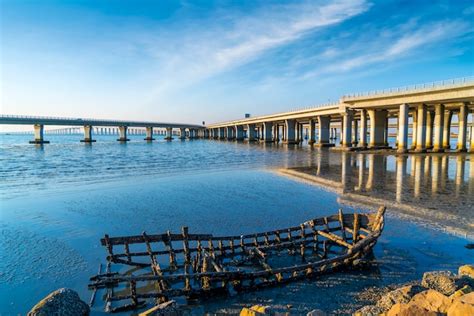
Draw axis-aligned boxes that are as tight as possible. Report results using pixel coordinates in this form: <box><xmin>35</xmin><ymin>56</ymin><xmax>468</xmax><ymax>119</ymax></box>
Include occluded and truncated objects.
<box><xmin>282</xmin><ymin>153</ymin><xmax>473</xmax><ymax>237</ymax></box>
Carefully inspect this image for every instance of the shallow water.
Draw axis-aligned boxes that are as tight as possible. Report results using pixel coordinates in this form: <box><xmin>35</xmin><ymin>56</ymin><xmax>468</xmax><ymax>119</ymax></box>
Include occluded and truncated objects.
<box><xmin>0</xmin><ymin>135</ymin><xmax>472</xmax><ymax>315</ymax></box>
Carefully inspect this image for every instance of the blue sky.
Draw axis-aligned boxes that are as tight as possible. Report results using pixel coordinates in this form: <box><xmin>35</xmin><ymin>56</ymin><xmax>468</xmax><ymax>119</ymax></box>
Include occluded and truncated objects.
<box><xmin>1</xmin><ymin>0</ymin><xmax>474</xmax><ymax>127</ymax></box>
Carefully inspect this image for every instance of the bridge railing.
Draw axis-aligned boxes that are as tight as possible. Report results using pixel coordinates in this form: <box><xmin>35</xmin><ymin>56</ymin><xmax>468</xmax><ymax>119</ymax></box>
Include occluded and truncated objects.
<box><xmin>342</xmin><ymin>76</ymin><xmax>474</xmax><ymax>100</ymax></box>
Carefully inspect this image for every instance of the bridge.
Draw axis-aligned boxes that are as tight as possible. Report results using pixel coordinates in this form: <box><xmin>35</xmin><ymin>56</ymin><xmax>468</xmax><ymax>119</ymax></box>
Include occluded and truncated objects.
<box><xmin>205</xmin><ymin>77</ymin><xmax>474</xmax><ymax>153</ymax></box>
<box><xmin>0</xmin><ymin>115</ymin><xmax>204</xmax><ymax>143</ymax></box>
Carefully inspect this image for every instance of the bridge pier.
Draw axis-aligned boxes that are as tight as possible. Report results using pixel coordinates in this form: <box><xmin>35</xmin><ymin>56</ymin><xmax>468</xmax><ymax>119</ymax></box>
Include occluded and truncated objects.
<box><xmin>80</xmin><ymin>125</ymin><xmax>96</xmax><ymax>143</ymax></box>
<box><xmin>117</xmin><ymin>126</ymin><xmax>130</xmax><ymax>142</ymax></box>
<box><xmin>226</xmin><ymin>126</ymin><xmax>234</xmax><ymax>140</ymax></box>
<box><xmin>165</xmin><ymin>127</ymin><xmax>174</xmax><ymax>140</ymax></box>
<box><xmin>359</xmin><ymin>109</ymin><xmax>368</xmax><ymax>148</ymax></box>
<box><xmin>236</xmin><ymin>125</ymin><xmax>244</xmax><ymax>141</ymax></box>
<box><xmin>426</xmin><ymin>110</ymin><xmax>434</xmax><ymax>149</ymax></box>
<box><xmin>144</xmin><ymin>127</ymin><xmax>155</xmax><ymax>141</ymax></box>
<box><xmin>29</xmin><ymin>124</ymin><xmax>50</xmax><ymax>144</ymax></box>
<box><xmin>308</xmin><ymin>119</ymin><xmax>316</xmax><ymax>145</ymax></box>
<box><xmin>180</xmin><ymin>128</ymin><xmax>186</xmax><ymax>140</ymax></box>
<box><xmin>263</xmin><ymin>122</ymin><xmax>273</xmax><ymax>142</ymax></box>
<box><xmin>283</xmin><ymin>119</ymin><xmax>297</xmax><ymax>144</ymax></box>
<box><xmin>457</xmin><ymin>104</ymin><xmax>468</xmax><ymax>152</ymax></box>
<box><xmin>442</xmin><ymin>110</ymin><xmax>453</xmax><ymax>149</ymax></box>
<box><xmin>368</xmin><ymin>109</ymin><xmax>388</xmax><ymax>149</ymax></box>
<box><xmin>247</xmin><ymin>124</ymin><xmax>256</xmax><ymax>141</ymax></box>
<box><xmin>342</xmin><ymin>112</ymin><xmax>353</xmax><ymax>148</ymax></box>
<box><xmin>397</xmin><ymin>104</ymin><xmax>409</xmax><ymax>153</ymax></box>
<box><xmin>316</xmin><ymin>116</ymin><xmax>333</xmax><ymax>147</ymax></box>
<box><xmin>414</xmin><ymin>104</ymin><xmax>427</xmax><ymax>153</ymax></box>
<box><xmin>432</xmin><ymin>104</ymin><xmax>445</xmax><ymax>152</ymax></box>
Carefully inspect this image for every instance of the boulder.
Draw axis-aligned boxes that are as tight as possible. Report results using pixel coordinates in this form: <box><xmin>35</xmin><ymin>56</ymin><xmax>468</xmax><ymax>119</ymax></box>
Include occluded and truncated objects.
<box><xmin>376</xmin><ymin>285</ymin><xmax>424</xmax><ymax>311</ymax></box>
<box><xmin>28</xmin><ymin>288</ymin><xmax>89</xmax><ymax>316</ymax></box>
<box><xmin>450</xmin><ymin>285</ymin><xmax>473</xmax><ymax>299</ymax></box>
<box><xmin>457</xmin><ymin>292</ymin><xmax>474</xmax><ymax>304</ymax></box>
<box><xmin>421</xmin><ymin>270</ymin><xmax>457</xmax><ymax>295</ymax></box>
<box><xmin>240</xmin><ymin>305</ymin><xmax>270</xmax><ymax>316</ymax></box>
<box><xmin>458</xmin><ymin>265</ymin><xmax>474</xmax><ymax>279</ymax></box>
<box><xmin>408</xmin><ymin>289</ymin><xmax>453</xmax><ymax>313</ymax></box>
<box><xmin>354</xmin><ymin>305</ymin><xmax>384</xmax><ymax>316</ymax></box>
<box><xmin>446</xmin><ymin>300</ymin><xmax>474</xmax><ymax>316</ymax></box>
<box><xmin>386</xmin><ymin>303</ymin><xmax>438</xmax><ymax>316</ymax></box>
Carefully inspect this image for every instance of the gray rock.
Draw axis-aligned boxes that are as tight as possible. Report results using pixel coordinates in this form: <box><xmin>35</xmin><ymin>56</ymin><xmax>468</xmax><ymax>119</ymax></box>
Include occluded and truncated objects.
<box><xmin>28</xmin><ymin>288</ymin><xmax>89</xmax><ymax>316</ymax></box>
<box><xmin>421</xmin><ymin>271</ymin><xmax>457</xmax><ymax>296</ymax></box>
<box><xmin>376</xmin><ymin>284</ymin><xmax>424</xmax><ymax>311</ymax></box>
<box><xmin>354</xmin><ymin>305</ymin><xmax>384</xmax><ymax>316</ymax></box>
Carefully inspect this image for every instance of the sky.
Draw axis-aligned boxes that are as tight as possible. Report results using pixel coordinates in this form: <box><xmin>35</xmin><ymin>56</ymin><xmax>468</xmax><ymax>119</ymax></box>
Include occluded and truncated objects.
<box><xmin>1</xmin><ymin>0</ymin><xmax>474</xmax><ymax>130</ymax></box>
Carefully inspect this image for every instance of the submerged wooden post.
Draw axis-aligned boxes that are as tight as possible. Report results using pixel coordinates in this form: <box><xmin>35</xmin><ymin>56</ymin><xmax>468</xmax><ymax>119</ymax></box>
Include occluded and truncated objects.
<box><xmin>182</xmin><ymin>226</ymin><xmax>191</xmax><ymax>264</ymax></box>
<box><xmin>353</xmin><ymin>213</ymin><xmax>360</xmax><ymax>244</ymax></box>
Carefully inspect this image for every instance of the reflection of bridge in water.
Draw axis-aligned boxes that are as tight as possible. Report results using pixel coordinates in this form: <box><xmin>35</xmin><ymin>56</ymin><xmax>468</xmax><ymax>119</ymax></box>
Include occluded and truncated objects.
<box><xmin>280</xmin><ymin>152</ymin><xmax>473</xmax><ymax>238</ymax></box>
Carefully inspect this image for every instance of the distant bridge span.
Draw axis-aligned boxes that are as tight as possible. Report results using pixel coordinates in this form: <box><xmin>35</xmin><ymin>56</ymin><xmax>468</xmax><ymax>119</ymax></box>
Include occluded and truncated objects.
<box><xmin>0</xmin><ymin>115</ymin><xmax>204</xmax><ymax>143</ymax></box>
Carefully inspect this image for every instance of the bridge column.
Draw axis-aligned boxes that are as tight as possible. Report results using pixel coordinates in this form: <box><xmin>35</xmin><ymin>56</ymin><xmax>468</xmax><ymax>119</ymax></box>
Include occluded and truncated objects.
<box><xmin>272</xmin><ymin>124</ymin><xmax>279</xmax><ymax>142</ymax></box>
<box><xmin>283</xmin><ymin>119</ymin><xmax>297</xmax><ymax>144</ymax></box>
<box><xmin>29</xmin><ymin>124</ymin><xmax>50</xmax><ymax>144</ymax></box>
<box><xmin>384</xmin><ymin>116</ymin><xmax>389</xmax><ymax>146</ymax></box>
<box><xmin>144</xmin><ymin>127</ymin><xmax>155</xmax><ymax>141</ymax></box>
<box><xmin>470</xmin><ymin>109</ymin><xmax>474</xmax><ymax>153</ymax></box>
<box><xmin>359</xmin><ymin>109</ymin><xmax>367</xmax><ymax>148</ymax></box>
<box><xmin>410</xmin><ymin>110</ymin><xmax>418</xmax><ymax>150</ymax></box>
<box><xmin>457</xmin><ymin>103</ymin><xmax>468</xmax><ymax>152</ymax></box>
<box><xmin>297</xmin><ymin>122</ymin><xmax>304</xmax><ymax>142</ymax></box>
<box><xmin>165</xmin><ymin>127</ymin><xmax>173</xmax><ymax>140</ymax></box>
<box><xmin>117</xmin><ymin>126</ymin><xmax>129</xmax><ymax>141</ymax></box>
<box><xmin>342</xmin><ymin>112</ymin><xmax>353</xmax><ymax>148</ymax></box>
<box><xmin>308</xmin><ymin>119</ymin><xmax>316</xmax><ymax>145</ymax></box>
<box><xmin>368</xmin><ymin>109</ymin><xmax>387</xmax><ymax>148</ymax></box>
<box><xmin>247</xmin><ymin>124</ymin><xmax>256</xmax><ymax>141</ymax></box>
<box><xmin>432</xmin><ymin>104</ymin><xmax>445</xmax><ymax>152</ymax></box>
<box><xmin>80</xmin><ymin>125</ymin><xmax>96</xmax><ymax>143</ymax></box>
<box><xmin>397</xmin><ymin>104</ymin><xmax>409</xmax><ymax>153</ymax></box>
<box><xmin>352</xmin><ymin>118</ymin><xmax>358</xmax><ymax>145</ymax></box>
<box><xmin>262</xmin><ymin>122</ymin><xmax>273</xmax><ymax>142</ymax></box>
<box><xmin>218</xmin><ymin>127</ymin><xmax>225</xmax><ymax>139</ymax></box>
<box><xmin>442</xmin><ymin>110</ymin><xmax>453</xmax><ymax>149</ymax></box>
<box><xmin>425</xmin><ymin>110</ymin><xmax>434</xmax><ymax>149</ymax></box>
<box><xmin>179</xmin><ymin>128</ymin><xmax>186</xmax><ymax>140</ymax></box>
<box><xmin>316</xmin><ymin>116</ymin><xmax>331</xmax><ymax>147</ymax></box>
<box><xmin>415</xmin><ymin>104</ymin><xmax>427</xmax><ymax>152</ymax></box>
<box><xmin>226</xmin><ymin>126</ymin><xmax>234</xmax><ymax>140</ymax></box>
<box><xmin>235</xmin><ymin>125</ymin><xmax>244</xmax><ymax>141</ymax></box>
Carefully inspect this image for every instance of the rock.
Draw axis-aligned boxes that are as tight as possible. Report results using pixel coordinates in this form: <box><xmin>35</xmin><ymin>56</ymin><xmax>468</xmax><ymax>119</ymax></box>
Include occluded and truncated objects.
<box><xmin>458</xmin><ymin>265</ymin><xmax>474</xmax><ymax>279</ymax></box>
<box><xmin>457</xmin><ymin>292</ymin><xmax>474</xmax><ymax>304</ymax></box>
<box><xmin>376</xmin><ymin>285</ymin><xmax>424</xmax><ymax>311</ymax></box>
<box><xmin>354</xmin><ymin>305</ymin><xmax>384</xmax><ymax>316</ymax></box>
<box><xmin>306</xmin><ymin>309</ymin><xmax>327</xmax><ymax>316</ymax></box>
<box><xmin>450</xmin><ymin>285</ymin><xmax>473</xmax><ymax>299</ymax></box>
<box><xmin>446</xmin><ymin>300</ymin><xmax>474</xmax><ymax>316</ymax></box>
<box><xmin>28</xmin><ymin>288</ymin><xmax>89</xmax><ymax>316</ymax></box>
<box><xmin>421</xmin><ymin>270</ymin><xmax>457</xmax><ymax>295</ymax></box>
<box><xmin>408</xmin><ymin>289</ymin><xmax>453</xmax><ymax>313</ymax></box>
<box><xmin>240</xmin><ymin>305</ymin><xmax>270</xmax><ymax>316</ymax></box>
<box><xmin>386</xmin><ymin>303</ymin><xmax>438</xmax><ymax>316</ymax></box>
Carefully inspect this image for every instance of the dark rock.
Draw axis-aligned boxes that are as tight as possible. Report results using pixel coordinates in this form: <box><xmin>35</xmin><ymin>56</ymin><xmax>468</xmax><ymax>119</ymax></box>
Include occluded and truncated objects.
<box><xmin>28</xmin><ymin>288</ymin><xmax>89</xmax><ymax>316</ymax></box>
<box><xmin>354</xmin><ymin>305</ymin><xmax>385</xmax><ymax>316</ymax></box>
<box><xmin>376</xmin><ymin>285</ymin><xmax>424</xmax><ymax>311</ymax></box>
<box><xmin>421</xmin><ymin>271</ymin><xmax>457</xmax><ymax>296</ymax></box>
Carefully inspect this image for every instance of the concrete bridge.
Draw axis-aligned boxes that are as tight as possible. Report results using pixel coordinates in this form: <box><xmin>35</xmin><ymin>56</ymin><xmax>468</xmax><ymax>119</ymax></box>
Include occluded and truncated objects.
<box><xmin>205</xmin><ymin>77</ymin><xmax>474</xmax><ymax>153</ymax></box>
<box><xmin>0</xmin><ymin>115</ymin><xmax>204</xmax><ymax>143</ymax></box>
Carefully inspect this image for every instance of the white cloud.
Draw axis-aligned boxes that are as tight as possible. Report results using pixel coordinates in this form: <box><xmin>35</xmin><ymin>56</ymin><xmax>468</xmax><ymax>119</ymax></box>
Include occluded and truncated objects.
<box><xmin>146</xmin><ymin>0</ymin><xmax>370</xmax><ymax>94</ymax></box>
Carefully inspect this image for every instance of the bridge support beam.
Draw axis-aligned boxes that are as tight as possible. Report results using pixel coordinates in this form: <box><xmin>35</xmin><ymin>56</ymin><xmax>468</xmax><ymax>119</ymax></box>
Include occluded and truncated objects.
<box><xmin>442</xmin><ymin>110</ymin><xmax>453</xmax><ymax>149</ymax></box>
<box><xmin>247</xmin><ymin>124</ymin><xmax>256</xmax><ymax>141</ymax></box>
<box><xmin>235</xmin><ymin>125</ymin><xmax>244</xmax><ymax>141</ymax></box>
<box><xmin>180</xmin><ymin>128</ymin><xmax>186</xmax><ymax>140</ymax></box>
<box><xmin>316</xmin><ymin>116</ymin><xmax>333</xmax><ymax>147</ymax></box>
<box><xmin>273</xmin><ymin>124</ymin><xmax>279</xmax><ymax>142</ymax></box>
<box><xmin>457</xmin><ymin>103</ymin><xmax>468</xmax><ymax>152</ymax></box>
<box><xmin>144</xmin><ymin>127</ymin><xmax>155</xmax><ymax>141</ymax></box>
<box><xmin>470</xmin><ymin>109</ymin><xmax>474</xmax><ymax>153</ymax></box>
<box><xmin>368</xmin><ymin>109</ymin><xmax>387</xmax><ymax>148</ymax></box>
<box><xmin>397</xmin><ymin>104</ymin><xmax>409</xmax><ymax>153</ymax></box>
<box><xmin>226</xmin><ymin>126</ymin><xmax>234</xmax><ymax>140</ymax></box>
<box><xmin>29</xmin><ymin>124</ymin><xmax>49</xmax><ymax>144</ymax></box>
<box><xmin>117</xmin><ymin>126</ymin><xmax>129</xmax><ymax>142</ymax></box>
<box><xmin>165</xmin><ymin>127</ymin><xmax>173</xmax><ymax>140</ymax></box>
<box><xmin>308</xmin><ymin>119</ymin><xmax>316</xmax><ymax>145</ymax></box>
<box><xmin>80</xmin><ymin>125</ymin><xmax>96</xmax><ymax>143</ymax></box>
<box><xmin>426</xmin><ymin>110</ymin><xmax>434</xmax><ymax>149</ymax></box>
<box><xmin>359</xmin><ymin>109</ymin><xmax>367</xmax><ymax>148</ymax></box>
<box><xmin>263</xmin><ymin>122</ymin><xmax>273</xmax><ymax>142</ymax></box>
<box><xmin>342</xmin><ymin>112</ymin><xmax>353</xmax><ymax>148</ymax></box>
<box><xmin>283</xmin><ymin>119</ymin><xmax>297</xmax><ymax>144</ymax></box>
<box><xmin>432</xmin><ymin>104</ymin><xmax>445</xmax><ymax>152</ymax></box>
<box><xmin>415</xmin><ymin>104</ymin><xmax>427</xmax><ymax>152</ymax></box>
<box><xmin>352</xmin><ymin>118</ymin><xmax>358</xmax><ymax>145</ymax></box>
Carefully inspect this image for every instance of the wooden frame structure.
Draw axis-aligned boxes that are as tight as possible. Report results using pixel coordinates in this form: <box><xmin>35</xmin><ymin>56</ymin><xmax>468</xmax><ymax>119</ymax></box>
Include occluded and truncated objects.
<box><xmin>89</xmin><ymin>206</ymin><xmax>386</xmax><ymax>312</ymax></box>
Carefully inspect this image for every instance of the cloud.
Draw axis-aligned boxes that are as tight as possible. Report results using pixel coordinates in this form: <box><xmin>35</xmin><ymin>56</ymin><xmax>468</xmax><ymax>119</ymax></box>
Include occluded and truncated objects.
<box><xmin>146</xmin><ymin>0</ymin><xmax>371</xmax><ymax>94</ymax></box>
